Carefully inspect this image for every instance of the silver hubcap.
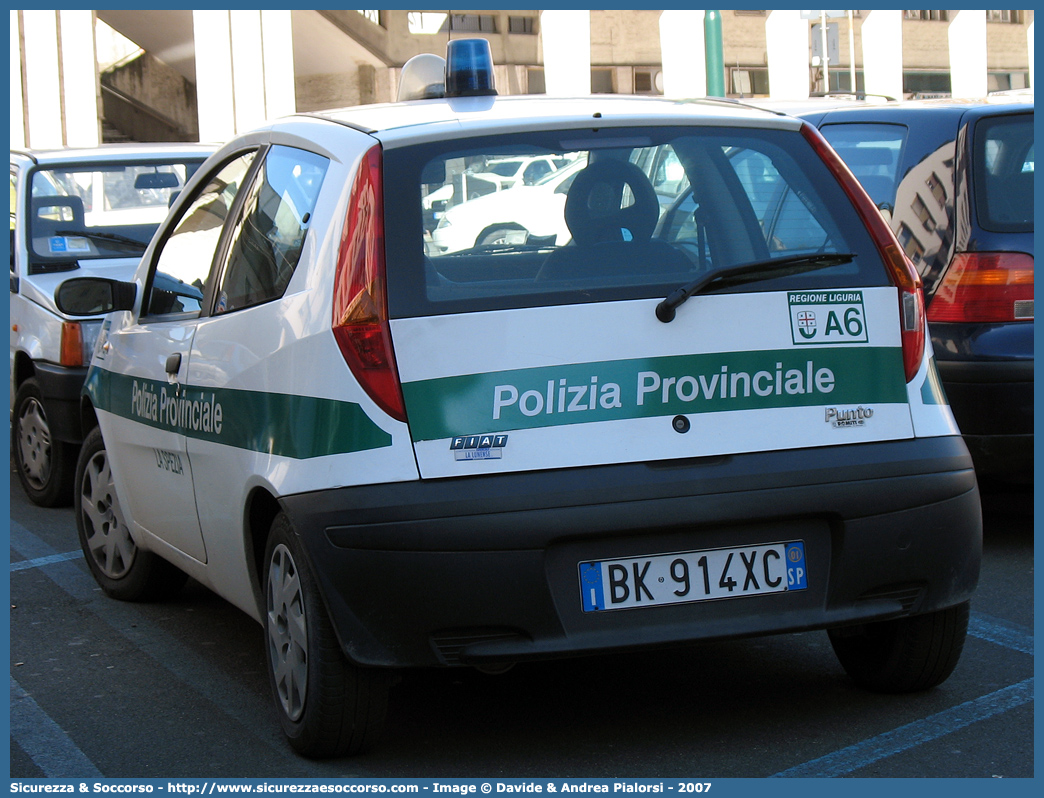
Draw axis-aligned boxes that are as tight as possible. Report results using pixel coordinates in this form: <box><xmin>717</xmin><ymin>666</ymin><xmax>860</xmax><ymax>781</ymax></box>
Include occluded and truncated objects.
<box><xmin>267</xmin><ymin>543</ymin><xmax>308</xmax><ymax>721</ymax></box>
<box><xmin>17</xmin><ymin>397</ymin><xmax>52</xmax><ymax>488</ymax></box>
<box><xmin>80</xmin><ymin>448</ymin><xmax>136</xmax><ymax>579</ymax></box>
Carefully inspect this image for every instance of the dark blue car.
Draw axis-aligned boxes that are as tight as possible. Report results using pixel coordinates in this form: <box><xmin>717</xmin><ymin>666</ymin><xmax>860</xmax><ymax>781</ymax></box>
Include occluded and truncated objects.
<box><xmin>799</xmin><ymin>95</ymin><xmax>1034</xmax><ymax>483</ymax></box>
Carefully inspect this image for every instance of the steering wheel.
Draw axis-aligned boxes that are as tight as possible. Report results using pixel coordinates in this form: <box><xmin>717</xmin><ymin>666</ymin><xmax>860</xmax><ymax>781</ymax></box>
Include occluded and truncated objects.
<box><xmin>563</xmin><ymin>159</ymin><xmax>660</xmax><ymax>246</ymax></box>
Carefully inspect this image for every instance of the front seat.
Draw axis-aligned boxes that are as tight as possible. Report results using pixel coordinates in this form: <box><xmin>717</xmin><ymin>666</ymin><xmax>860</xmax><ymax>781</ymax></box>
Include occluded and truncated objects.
<box><xmin>536</xmin><ymin>158</ymin><xmax>689</xmax><ymax>281</ymax></box>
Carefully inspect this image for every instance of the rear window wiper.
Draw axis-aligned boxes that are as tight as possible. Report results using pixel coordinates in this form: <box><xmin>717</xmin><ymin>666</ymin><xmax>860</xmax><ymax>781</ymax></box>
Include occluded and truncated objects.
<box><xmin>55</xmin><ymin>229</ymin><xmax>149</xmax><ymax>252</ymax></box>
<box><xmin>655</xmin><ymin>252</ymin><xmax>855</xmax><ymax>322</ymax></box>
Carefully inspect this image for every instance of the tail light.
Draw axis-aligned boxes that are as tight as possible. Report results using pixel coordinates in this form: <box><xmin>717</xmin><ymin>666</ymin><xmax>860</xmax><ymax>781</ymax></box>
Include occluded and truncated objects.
<box><xmin>927</xmin><ymin>252</ymin><xmax>1034</xmax><ymax>323</ymax></box>
<box><xmin>331</xmin><ymin>145</ymin><xmax>407</xmax><ymax>422</ymax></box>
<box><xmin>801</xmin><ymin>123</ymin><xmax>925</xmax><ymax>382</ymax></box>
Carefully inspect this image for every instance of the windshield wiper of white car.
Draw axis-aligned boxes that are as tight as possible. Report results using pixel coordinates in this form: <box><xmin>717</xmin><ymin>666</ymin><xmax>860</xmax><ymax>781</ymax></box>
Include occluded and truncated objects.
<box><xmin>655</xmin><ymin>252</ymin><xmax>855</xmax><ymax>323</ymax></box>
<box><xmin>55</xmin><ymin>229</ymin><xmax>149</xmax><ymax>252</ymax></box>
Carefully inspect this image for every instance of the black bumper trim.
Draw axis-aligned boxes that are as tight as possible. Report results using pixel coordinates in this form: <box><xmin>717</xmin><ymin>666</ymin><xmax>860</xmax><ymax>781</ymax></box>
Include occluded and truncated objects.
<box><xmin>280</xmin><ymin>436</ymin><xmax>981</xmax><ymax>668</ymax></box>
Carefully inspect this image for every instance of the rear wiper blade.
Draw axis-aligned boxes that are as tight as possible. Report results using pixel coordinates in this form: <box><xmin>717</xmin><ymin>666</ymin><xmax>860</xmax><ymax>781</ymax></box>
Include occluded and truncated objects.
<box><xmin>655</xmin><ymin>252</ymin><xmax>855</xmax><ymax>323</ymax></box>
<box><xmin>55</xmin><ymin>229</ymin><xmax>149</xmax><ymax>252</ymax></box>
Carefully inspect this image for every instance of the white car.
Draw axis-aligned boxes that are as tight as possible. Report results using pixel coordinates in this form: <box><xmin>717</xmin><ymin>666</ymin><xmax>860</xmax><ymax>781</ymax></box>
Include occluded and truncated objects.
<box><xmin>57</xmin><ymin>40</ymin><xmax>980</xmax><ymax>759</ymax></box>
<box><xmin>429</xmin><ymin>156</ymin><xmax>587</xmax><ymax>252</ymax></box>
<box><xmin>9</xmin><ymin>143</ymin><xmax>214</xmax><ymax>506</ymax></box>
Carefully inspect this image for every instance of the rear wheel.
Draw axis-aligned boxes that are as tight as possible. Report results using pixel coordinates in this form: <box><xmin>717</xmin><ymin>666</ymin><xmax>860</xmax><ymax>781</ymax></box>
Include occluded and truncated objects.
<box><xmin>13</xmin><ymin>377</ymin><xmax>75</xmax><ymax>507</ymax></box>
<box><xmin>828</xmin><ymin>601</ymin><xmax>970</xmax><ymax>693</ymax></box>
<box><xmin>264</xmin><ymin>512</ymin><xmax>389</xmax><ymax>758</ymax></box>
<box><xmin>75</xmin><ymin>426</ymin><xmax>187</xmax><ymax>601</ymax></box>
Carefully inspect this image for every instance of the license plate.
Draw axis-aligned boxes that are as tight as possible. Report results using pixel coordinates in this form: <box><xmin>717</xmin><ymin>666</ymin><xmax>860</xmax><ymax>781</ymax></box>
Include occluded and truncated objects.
<box><xmin>579</xmin><ymin>541</ymin><xmax>807</xmax><ymax>612</ymax></box>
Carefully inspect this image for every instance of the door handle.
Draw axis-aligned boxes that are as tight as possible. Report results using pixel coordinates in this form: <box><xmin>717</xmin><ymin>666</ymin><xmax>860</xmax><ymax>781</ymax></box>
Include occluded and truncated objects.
<box><xmin>165</xmin><ymin>352</ymin><xmax>182</xmax><ymax>388</ymax></box>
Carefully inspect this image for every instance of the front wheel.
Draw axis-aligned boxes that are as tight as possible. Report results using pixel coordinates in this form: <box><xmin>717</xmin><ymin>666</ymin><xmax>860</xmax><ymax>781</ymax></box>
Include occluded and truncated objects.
<box><xmin>13</xmin><ymin>377</ymin><xmax>75</xmax><ymax>507</ymax></box>
<box><xmin>477</xmin><ymin>224</ymin><xmax>529</xmax><ymax>247</ymax></box>
<box><xmin>828</xmin><ymin>601</ymin><xmax>970</xmax><ymax>693</ymax></box>
<box><xmin>264</xmin><ymin>512</ymin><xmax>389</xmax><ymax>758</ymax></box>
<box><xmin>75</xmin><ymin>426</ymin><xmax>187</xmax><ymax>602</ymax></box>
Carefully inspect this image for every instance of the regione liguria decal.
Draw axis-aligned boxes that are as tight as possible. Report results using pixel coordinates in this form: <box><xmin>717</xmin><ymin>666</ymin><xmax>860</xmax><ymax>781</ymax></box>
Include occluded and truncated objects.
<box><xmin>789</xmin><ymin>290</ymin><xmax>869</xmax><ymax>345</ymax></box>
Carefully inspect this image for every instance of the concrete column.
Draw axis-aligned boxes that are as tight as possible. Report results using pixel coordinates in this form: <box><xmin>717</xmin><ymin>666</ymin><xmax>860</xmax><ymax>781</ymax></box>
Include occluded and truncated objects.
<box><xmin>1029</xmin><ymin>21</ymin><xmax>1034</xmax><ymax>88</ymax></box>
<box><xmin>20</xmin><ymin>11</ymin><xmax>64</xmax><ymax>148</ymax></box>
<box><xmin>260</xmin><ymin>10</ymin><xmax>296</xmax><ymax>120</ymax></box>
<box><xmin>11</xmin><ymin>11</ymin><xmax>25</xmax><ymax>149</ymax></box>
<box><xmin>193</xmin><ymin>11</ymin><xmax>236</xmax><ymax>143</ymax></box>
<box><xmin>540</xmin><ymin>10</ymin><xmax>590</xmax><ymax>96</ymax></box>
<box><xmin>766</xmin><ymin>10</ymin><xmax>809</xmax><ymax>100</ymax></box>
<box><xmin>949</xmin><ymin>11</ymin><xmax>988</xmax><ymax>98</ymax></box>
<box><xmin>13</xmin><ymin>10</ymin><xmax>100</xmax><ymax>149</ymax></box>
<box><xmin>193</xmin><ymin>10</ymin><xmax>296</xmax><ymax>142</ymax></box>
<box><xmin>659</xmin><ymin>10</ymin><xmax>706</xmax><ymax>99</ymax></box>
<box><xmin>59</xmin><ymin>10</ymin><xmax>100</xmax><ymax>147</ymax></box>
<box><xmin>861</xmin><ymin>10</ymin><xmax>903</xmax><ymax>100</ymax></box>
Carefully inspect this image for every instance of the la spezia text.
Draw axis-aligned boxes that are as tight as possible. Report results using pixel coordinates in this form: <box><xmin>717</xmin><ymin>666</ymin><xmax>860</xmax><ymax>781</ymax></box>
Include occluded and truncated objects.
<box><xmin>131</xmin><ymin>380</ymin><xmax>223</xmax><ymax>434</ymax></box>
<box><xmin>493</xmin><ymin>361</ymin><xmax>836</xmax><ymax>419</ymax></box>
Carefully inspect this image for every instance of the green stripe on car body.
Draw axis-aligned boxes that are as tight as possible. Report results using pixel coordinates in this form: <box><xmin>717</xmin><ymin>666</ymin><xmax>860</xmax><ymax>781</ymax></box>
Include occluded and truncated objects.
<box><xmin>403</xmin><ymin>347</ymin><xmax>908</xmax><ymax>441</ymax></box>
<box><xmin>84</xmin><ymin>367</ymin><xmax>393</xmax><ymax>459</ymax></box>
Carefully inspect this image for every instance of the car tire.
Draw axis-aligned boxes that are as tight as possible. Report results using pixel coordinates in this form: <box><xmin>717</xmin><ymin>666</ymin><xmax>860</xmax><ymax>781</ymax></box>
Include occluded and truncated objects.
<box><xmin>264</xmin><ymin>512</ymin><xmax>390</xmax><ymax>758</ymax></box>
<box><xmin>75</xmin><ymin>426</ymin><xmax>187</xmax><ymax>602</ymax></box>
<box><xmin>828</xmin><ymin>601</ymin><xmax>970</xmax><ymax>693</ymax></box>
<box><xmin>13</xmin><ymin>377</ymin><xmax>76</xmax><ymax>507</ymax></box>
<box><xmin>477</xmin><ymin>224</ymin><xmax>528</xmax><ymax>247</ymax></box>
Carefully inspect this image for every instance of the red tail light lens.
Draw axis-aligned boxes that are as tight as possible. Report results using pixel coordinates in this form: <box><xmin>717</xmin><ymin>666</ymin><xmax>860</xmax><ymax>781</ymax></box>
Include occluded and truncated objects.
<box><xmin>331</xmin><ymin>145</ymin><xmax>406</xmax><ymax>422</ymax></box>
<box><xmin>801</xmin><ymin>123</ymin><xmax>925</xmax><ymax>382</ymax></box>
<box><xmin>927</xmin><ymin>252</ymin><xmax>1034</xmax><ymax>323</ymax></box>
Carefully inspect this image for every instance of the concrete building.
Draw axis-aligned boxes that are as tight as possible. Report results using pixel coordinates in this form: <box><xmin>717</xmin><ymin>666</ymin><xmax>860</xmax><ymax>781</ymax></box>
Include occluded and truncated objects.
<box><xmin>10</xmin><ymin>9</ymin><xmax>1035</xmax><ymax>148</ymax></box>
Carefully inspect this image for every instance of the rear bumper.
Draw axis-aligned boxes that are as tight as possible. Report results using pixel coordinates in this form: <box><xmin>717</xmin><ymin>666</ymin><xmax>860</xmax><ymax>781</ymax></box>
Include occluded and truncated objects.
<box><xmin>936</xmin><ymin>359</ymin><xmax>1033</xmax><ymax>481</ymax></box>
<box><xmin>282</xmin><ymin>436</ymin><xmax>982</xmax><ymax>668</ymax></box>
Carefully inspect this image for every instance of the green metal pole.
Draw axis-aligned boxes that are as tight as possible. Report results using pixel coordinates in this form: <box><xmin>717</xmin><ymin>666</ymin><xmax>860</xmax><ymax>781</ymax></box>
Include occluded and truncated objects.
<box><xmin>704</xmin><ymin>10</ymin><xmax>725</xmax><ymax>97</ymax></box>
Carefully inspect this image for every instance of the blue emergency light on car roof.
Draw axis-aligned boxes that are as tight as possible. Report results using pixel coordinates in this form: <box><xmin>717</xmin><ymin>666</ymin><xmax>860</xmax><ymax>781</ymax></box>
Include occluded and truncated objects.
<box><xmin>396</xmin><ymin>38</ymin><xmax>498</xmax><ymax>102</ymax></box>
<box><xmin>444</xmin><ymin>38</ymin><xmax>497</xmax><ymax>98</ymax></box>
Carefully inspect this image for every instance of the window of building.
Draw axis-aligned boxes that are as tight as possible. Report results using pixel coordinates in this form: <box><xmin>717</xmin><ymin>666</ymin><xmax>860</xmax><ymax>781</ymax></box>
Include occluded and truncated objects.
<box><xmin>633</xmin><ymin>67</ymin><xmax>663</xmax><ymax>95</ymax></box>
<box><xmin>355</xmin><ymin>10</ymin><xmax>383</xmax><ymax>28</ymax></box>
<box><xmin>912</xmin><ymin>196</ymin><xmax>936</xmax><ymax>233</ymax></box>
<box><xmin>730</xmin><ymin>67</ymin><xmax>770</xmax><ymax>97</ymax></box>
<box><xmin>591</xmin><ymin>69</ymin><xmax>614</xmax><ymax>94</ymax></box>
<box><xmin>508</xmin><ymin>16</ymin><xmax>537</xmax><ymax>34</ymax></box>
<box><xmin>450</xmin><ymin>14</ymin><xmax>496</xmax><ymax>33</ymax></box>
<box><xmin>987</xmin><ymin>10</ymin><xmax>1023</xmax><ymax>23</ymax></box>
<box><xmin>903</xmin><ymin>71</ymin><xmax>951</xmax><ymax>97</ymax></box>
<box><xmin>926</xmin><ymin>173</ymin><xmax>948</xmax><ymax>207</ymax></box>
<box><xmin>903</xmin><ymin>11</ymin><xmax>949</xmax><ymax>22</ymax></box>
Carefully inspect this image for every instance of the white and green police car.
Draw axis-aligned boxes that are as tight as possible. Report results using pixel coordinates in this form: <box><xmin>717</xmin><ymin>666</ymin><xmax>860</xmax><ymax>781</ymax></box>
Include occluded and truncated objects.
<box><xmin>57</xmin><ymin>41</ymin><xmax>981</xmax><ymax>758</ymax></box>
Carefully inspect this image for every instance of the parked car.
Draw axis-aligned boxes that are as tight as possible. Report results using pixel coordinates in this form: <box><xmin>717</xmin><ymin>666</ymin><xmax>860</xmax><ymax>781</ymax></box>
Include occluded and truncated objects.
<box><xmin>10</xmin><ymin>143</ymin><xmax>214</xmax><ymax>506</ymax></box>
<box><xmin>797</xmin><ymin>95</ymin><xmax>1034</xmax><ymax>483</ymax></box>
<box><xmin>57</xmin><ymin>41</ymin><xmax>980</xmax><ymax>759</ymax></box>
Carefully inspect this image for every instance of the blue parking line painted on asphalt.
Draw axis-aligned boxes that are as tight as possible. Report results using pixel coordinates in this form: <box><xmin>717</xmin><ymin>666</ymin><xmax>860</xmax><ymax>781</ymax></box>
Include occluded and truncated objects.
<box><xmin>10</xmin><ymin>549</ymin><xmax>83</xmax><ymax>572</ymax></box>
<box><xmin>968</xmin><ymin>612</ymin><xmax>1034</xmax><ymax>655</ymax></box>
<box><xmin>772</xmin><ymin>678</ymin><xmax>1034</xmax><ymax>778</ymax></box>
<box><xmin>10</xmin><ymin>676</ymin><xmax>103</xmax><ymax>778</ymax></box>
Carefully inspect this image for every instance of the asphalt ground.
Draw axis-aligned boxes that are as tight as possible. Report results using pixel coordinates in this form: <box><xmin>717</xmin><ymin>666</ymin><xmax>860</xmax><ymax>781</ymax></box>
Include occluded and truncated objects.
<box><xmin>7</xmin><ymin>466</ymin><xmax>1034</xmax><ymax>779</ymax></box>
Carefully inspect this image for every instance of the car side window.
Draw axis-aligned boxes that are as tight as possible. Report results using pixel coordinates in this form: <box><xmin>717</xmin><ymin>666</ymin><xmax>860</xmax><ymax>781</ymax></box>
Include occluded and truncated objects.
<box><xmin>212</xmin><ymin>145</ymin><xmax>329</xmax><ymax>314</ymax></box>
<box><xmin>146</xmin><ymin>151</ymin><xmax>257</xmax><ymax>317</ymax></box>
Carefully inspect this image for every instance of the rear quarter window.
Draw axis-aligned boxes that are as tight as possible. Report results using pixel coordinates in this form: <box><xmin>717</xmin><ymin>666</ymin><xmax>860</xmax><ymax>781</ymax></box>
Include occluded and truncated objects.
<box><xmin>384</xmin><ymin>126</ymin><xmax>890</xmax><ymax>317</ymax></box>
<box><xmin>973</xmin><ymin>113</ymin><xmax>1034</xmax><ymax>233</ymax></box>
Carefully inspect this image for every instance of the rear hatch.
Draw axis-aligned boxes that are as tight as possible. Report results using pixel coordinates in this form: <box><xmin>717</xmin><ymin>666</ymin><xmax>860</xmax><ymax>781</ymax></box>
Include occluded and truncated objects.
<box><xmin>381</xmin><ymin>121</ymin><xmax>923</xmax><ymax>479</ymax></box>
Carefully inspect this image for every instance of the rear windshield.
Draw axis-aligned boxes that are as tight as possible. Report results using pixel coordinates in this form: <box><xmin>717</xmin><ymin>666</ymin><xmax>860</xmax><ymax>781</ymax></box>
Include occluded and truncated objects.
<box><xmin>973</xmin><ymin>113</ymin><xmax>1033</xmax><ymax>234</ymax></box>
<box><xmin>384</xmin><ymin>126</ymin><xmax>888</xmax><ymax>317</ymax></box>
<box><xmin>26</xmin><ymin>158</ymin><xmax>206</xmax><ymax>272</ymax></box>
